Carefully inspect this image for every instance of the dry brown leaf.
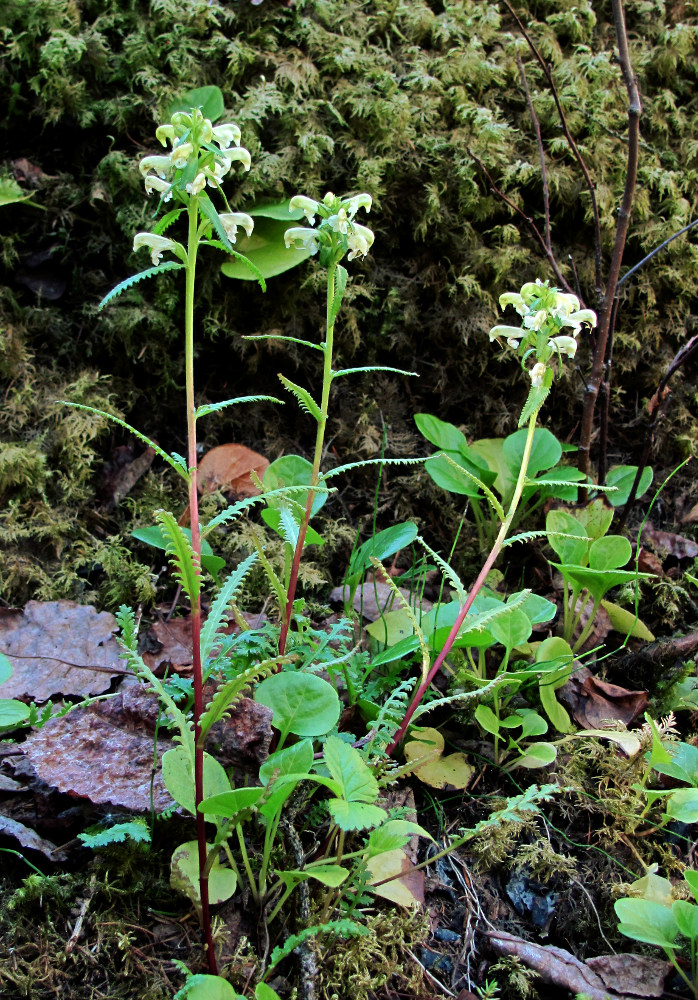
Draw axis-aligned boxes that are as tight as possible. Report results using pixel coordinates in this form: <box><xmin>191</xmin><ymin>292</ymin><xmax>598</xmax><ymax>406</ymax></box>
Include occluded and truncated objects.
<box><xmin>0</xmin><ymin>601</ymin><xmax>126</xmax><ymax>701</ymax></box>
<box><xmin>487</xmin><ymin>930</ymin><xmax>634</xmax><ymax>1000</ymax></box>
<box><xmin>641</xmin><ymin>524</ymin><xmax>698</xmax><ymax>560</ymax></box>
<box><xmin>586</xmin><ymin>954</ymin><xmax>670</xmax><ymax>997</ymax></box>
<box><xmin>368</xmin><ymin>848</ymin><xmax>425</xmax><ymax>908</ymax></box>
<box><xmin>100</xmin><ymin>443</ymin><xmax>155</xmax><ymax>510</ymax></box>
<box><xmin>198</xmin><ymin>443</ymin><xmax>269</xmax><ymax>498</ymax></box>
<box><xmin>558</xmin><ymin>666</ymin><xmax>648</xmax><ymax>729</ymax></box>
<box><xmin>637</xmin><ymin>548</ymin><xmax>665</xmax><ymax>576</ymax></box>
<box><xmin>22</xmin><ymin>708</ymin><xmax>173</xmax><ymax>812</ymax></box>
<box><xmin>0</xmin><ymin>812</ymin><xmax>67</xmax><ymax>861</ymax></box>
<box><xmin>681</xmin><ymin>500</ymin><xmax>698</xmax><ymax>525</ymax></box>
<box><xmin>142</xmin><ymin>617</ymin><xmax>194</xmax><ymax>674</ymax></box>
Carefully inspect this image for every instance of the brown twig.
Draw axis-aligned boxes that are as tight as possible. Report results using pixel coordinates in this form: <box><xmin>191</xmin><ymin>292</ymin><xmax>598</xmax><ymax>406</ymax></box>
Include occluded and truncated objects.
<box><xmin>577</xmin><ymin>0</ymin><xmax>641</xmax><ymax>482</ymax></box>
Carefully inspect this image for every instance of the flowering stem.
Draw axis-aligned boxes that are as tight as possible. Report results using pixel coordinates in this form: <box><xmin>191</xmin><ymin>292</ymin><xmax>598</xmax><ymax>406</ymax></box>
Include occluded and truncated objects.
<box><xmin>184</xmin><ymin>197</ymin><xmax>217</xmax><ymax>974</ymax></box>
<box><xmin>386</xmin><ymin>412</ymin><xmax>539</xmax><ymax>756</ymax></box>
<box><xmin>278</xmin><ymin>261</ymin><xmax>337</xmax><ymax>656</ymax></box>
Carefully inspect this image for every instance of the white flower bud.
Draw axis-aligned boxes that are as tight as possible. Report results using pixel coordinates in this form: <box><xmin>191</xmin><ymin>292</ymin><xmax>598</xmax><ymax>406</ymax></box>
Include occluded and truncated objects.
<box><xmin>133</xmin><ymin>232</ymin><xmax>178</xmax><ymax>266</ymax></box>
<box><xmin>219</xmin><ymin>212</ymin><xmax>255</xmax><ymax>242</ymax></box>
<box><xmin>144</xmin><ymin>175</ymin><xmax>173</xmax><ymax>201</ymax></box>
<box><xmin>347</xmin><ymin>222</ymin><xmax>374</xmax><ymax>260</ymax></box>
<box><xmin>172</xmin><ymin>142</ymin><xmax>194</xmax><ymax>169</ymax></box>
<box><xmin>343</xmin><ymin>193</ymin><xmax>372</xmax><ymax>218</ymax></box>
<box><xmin>156</xmin><ymin>124</ymin><xmax>176</xmax><ymax>147</ymax></box>
<box><xmin>529</xmin><ymin>362</ymin><xmax>547</xmax><ymax>387</ymax></box>
<box><xmin>185</xmin><ymin>172</ymin><xmax>207</xmax><ymax>195</ymax></box>
<box><xmin>219</xmin><ymin>146</ymin><xmax>251</xmax><ymax>172</ymax></box>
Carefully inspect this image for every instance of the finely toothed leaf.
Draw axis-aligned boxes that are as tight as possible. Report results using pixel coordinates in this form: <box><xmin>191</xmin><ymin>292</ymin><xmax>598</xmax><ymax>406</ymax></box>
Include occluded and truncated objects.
<box><xmin>155</xmin><ymin>510</ymin><xmax>201</xmax><ymax>601</ymax></box>
<box><xmin>197</xmin><ymin>194</ymin><xmax>234</xmax><ymax>252</ymax></box>
<box><xmin>98</xmin><ymin>262</ymin><xmax>185</xmax><ymax>310</ymax></box>
<box><xmin>323</xmin><ymin>736</ymin><xmax>379</xmax><ymax>804</ymax></box>
<box><xmin>244</xmin><ymin>333</ymin><xmax>323</xmax><ymax>352</ymax></box>
<box><xmin>277</xmin><ymin>375</ymin><xmax>322</xmax><ymax>421</ymax></box>
<box><xmin>202</xmin><ymin>484</ymin><xmax>331</xmax><ymax>537</ymax></box>
<box><xmin>60</xmin><ymin>403</ymin><xmax>189</xmax><ymax>482</ymax></box>
<box><xmin>328</xmin><ymin>264</ymin><xmax>348</xmax><ymax>326</ymax></box>
<box><xmin>322</xmin><ymin>457</ymin><xmax>426</xmax><ymax>479</ymax></box>
<box><xmin>332</xmin><ymin>365</ymin><xmax>419</xmax><ymax>379</ymax></box>
<box><xmin>329</xmin><ymin>800</ymin><xmax>388</xmax><ymax>831</ymax></box>
<box><xmin>268</xmin><ymin>920</ymin><xmax>368</xmax><ymax>973</ymax></box>
<box><xmin>518</xmin><ymin>384</ymin><xmax>550</xmax><ymax>427</ymax></box>
<box><xmin>200</xmin><ymin>552</ymin><xmax>259</xmax><ymax>664</ymax></box>
<box><xmin>277</xmin><ymin>502</ymin><xmax>300</xmax><ymax>549</ymax></box>
<box><xmin>199</xmin><ymin>658</ymin><xmax>280</xmax><ymax>744</ymax></box>
<box><xmin>195</xmin><ymin>394</ymin><xmax>281</xmax><ymax>419</ymax></box>
<box><xmin>153</xmin><ymin>208</ymin><xmax>185</xmax><ymax>236</ymax></box>
<box><xmin>78</xmin><ymin>819</ymin><xmax>151</xmax><ymax>848</ymax></box>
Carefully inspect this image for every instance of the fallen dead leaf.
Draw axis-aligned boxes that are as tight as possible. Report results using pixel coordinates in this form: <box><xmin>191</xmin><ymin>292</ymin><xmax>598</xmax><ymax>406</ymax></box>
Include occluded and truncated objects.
<box><xmin>681</xmin><ymin>500</ymin><xmax>698</xmax><ymax>525</ymax></box>
<box><xmin>641</xmin><ymin>524</ymin><xmax>698</xmax><ymax>560</ymax></box>
<box><xmin>558</xmin><ymin>666</ymin><xmax>648</xmax><ymax>729</ymax></box>
<box><xmin>22</xmin><ymin>707</ymin><xmax>174</xmax><ymax>812</ymax></box>
<box><xmin>368</xmin><ymin>848</ymin><xmax>425</xmax><ymax>908</ymax></box>
<box><xmin>0</xmin><ymin>601</ymin><xmax>127</xmax><ymax>701</ymax></box>
<box><xmin>487</xmin><ymin>930</ymin><xmax>634</xmax><ymax>1000</ymax></box>
<box><xmin>198</xmin><ymin>443</ymin><xmax>269</xmax><ymax>498</ymax></box>
<box><xmin>142</xmin><ymin>617</ymin><xmax>194</xmax><ymax>674</ymax></box>
<box><xmin>575</xmin><ymin>596</ymin><xmax>612</xmax><ymax>651</ymax></box>
<box><xmin>330</xmin><ymin>580</ymin><xmax>433</xmax><ymax>622</ymax></box>
<box><xmin>0</xmin><ymin>812</ymin><xmax>67</xmax><ymax>861</ymax></box>
<box><xmin>100</xmin><ymin>443</ymin><xmax>155</xmax><ymax>510</ymax></box>
<box><xmin>637</xmin><ymin>548</ymin><xmax>664</xmax><ymax>576</ymax></box>
<box><xmin>586</xmin><ymin>953</ymin><xmax>670</xmax><ymax>997</ymax></box>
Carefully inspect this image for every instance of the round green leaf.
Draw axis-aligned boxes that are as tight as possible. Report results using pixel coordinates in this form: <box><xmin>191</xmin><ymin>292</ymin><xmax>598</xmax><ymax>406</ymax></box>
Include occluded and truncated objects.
<box><xmin>684</xmin><ymin>869</ymin><xmax>698</xmax><ymax>902</ymax></box>
<box><xmin>180</xmin><ymin>975</ymin><xmax>243</xmax><ymax>1000</ymax></box>
<box><xmin>605</xmin><ymin>465</ymin><xmax>653</xmax><ymax>506</ymax></box>
<box><xmin>0</xmin><ymin>652</ymin><xmax>12</xmax><ymax>685</ymax></box>
<box><xmin>263</xmin><ymin>455</ymin><xmax>326</xmax><ymax>516</ymax></box>
<box><xmin>414</xmin><ymin>413</ymin><xmax>468</xmax><ymax>452</ymax></box>
<box><xmin>614</xmin><ymin>897</ymin><xmax>678</xmax><ymax>948</ymax></box>
<box><xmin>255</xmin><ymin>672</ymin><xmax>340</xmax><ymax>738</ymax></box>
<box><xmin>589</xmin><ymin>535</ymin><xmax>631</xmax><ymax>571</ymax></box>
<box><xmin>511</xmin><ymin>742</ymin><xmax>557</xmax><ymax>768</ymax></box>
<box><xmin>162</xmin><ymin>747</ymin><xmax>231</xmax><ymax>815</ymax></box>
<box><xmin>168</xmin><ymin>85</ymin><xmax>225</xmax><ymax>122</ymax></box>
<box><xmin>424</xmin><ymin>452</ymin><xmax>486</xmax><ymax>498</ymax></box>
<box><xmin>170</xmin><ymin>840</ymin><xmax>237</xmax><ymax>908</ymax></box>
<box><xmin>673</xmin><ymin>900</ymin><xmax>698</xmax><ymax>940</ymax></box>
<box><xmin>665</xmin><ymin>787</ymin><xmax>698</xmax><ymax>824</ymax></box>
<box><xmin>503</xmin><ymin>427</ymin><xmax>561</xmax><ymax>475</ymax></box>
<box><xmin>198</xmin><ymin>787</ymin><xmax>264</xmax><ymax>819</ymax></box>
<box><xmin>545</xmin><ymin>509</ymin><xmax>589</xmax><ymax>565</ymax></box>
<box><xmin>489</xmin><ymin>607</ymin><xmax>532</xmax><ymax>650</ymax></box>
<box><xmin>0</xmin><ymin>698</ymin><xmax>30</xmax><ymax>730</ymax></box>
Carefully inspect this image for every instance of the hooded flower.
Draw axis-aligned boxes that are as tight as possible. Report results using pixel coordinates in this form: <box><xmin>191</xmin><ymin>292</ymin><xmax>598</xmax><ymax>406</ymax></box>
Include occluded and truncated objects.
<box><xmin>133</xmin><ymin>232</ymin><xmax>179</xmax><ymax>266</ymax></box>
<box><xmin>219</xmin><ymin>212</ymin><xmax>254</xmax><ymax>243</ymax></box>
<box><xmin>529</xmin><ymin>362</ymin><xmax>548</xmax><ymax>387</ymax></box>
<box><xmin>139</xmin><ymin>155</ymin><xmax>172</xmax><ymax>178</ymax></box>
<box><xmin>289</xmin><ymin>195</ymin><xmax>321</xmax><ymax>224</ymax></box>
<box><xmin>144</xmin><ymin>175</ymin><xmax>173</xmax><ymax>201</ymax></box>
<box><xmin>285</xmin><ymin>191</ymin><xmax>374</xmax><ymax>264</ymax></box>
<box><xmin>212</xmin><ymin>123</ymin><xmax>242</xmax><ymax>148</ymax></box>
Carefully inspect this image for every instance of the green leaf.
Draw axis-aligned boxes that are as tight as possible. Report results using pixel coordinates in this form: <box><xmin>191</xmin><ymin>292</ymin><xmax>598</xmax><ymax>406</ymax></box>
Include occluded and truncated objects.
<box><xmin>673</xmin><ymin>900</ymin><xmax>698</xmax><ymax>940</ymax></box>
<box><xmin>518</xmin><ymin>383</ymin><xmax>550</xmax><ymax>426</ymax></box>
<box><xmin>268</xmin><ymin>919</ymin><xmax>368</xmax><ymax>972</ymax></box>
<box><xmin>329</xmin><ymin>264</ymin><xmax>348</xmax><ymax>327</ymax></box>
<box><xmin>198</xmin><ymin>787</ymin><xmax>264</xmax><ymax>820</ymax></box>
<box><xmin>170</xmin><ymin>841</ymin><xmax>237</xmax><ymax>908</ymax></box>
<box><xmin>175</xmin><ymin>974</ymin><xmax>242</xmax><ymax>1000</ymax></box>
<box><xmin>0</xmin><ymin>699</ymin><xmax>30</xmax><ymax>730</ymax></box>
<box><xmin>589</xmin><ymin>535</ymin><xmax>631</xmax><ymax>571</ymax></box>
<box><xmin>61</xmin><ymin>403</ymin><xmax>189</xmax><ymax>482</ymax></box>
<box><xmin>534</xmin><ymin>467</ymin><xmax>587</xmax><ymax>502</ymax></box>
<box><xmin>0</xmin><ymin>173</ymin><xmax>34</xmax><ymax>206</ymax></box>
<box><xmin>198</xmin><ymin>193</ymin><xmax>234</xmax><ymax>252</ymax></box>
<box><xmin>277</xmin><ymin>375</ymin><xmax>322</xmax><ymax>421</ymax></box>
<box><xmin>504</xmin><ymin>426</ymin><xmax>561</xmax><ymax>475</ymax></box>
<box><xmin>510</xmin><ymin>742</ymin><xmax>557</xmax><ymax>769</ymax></box>
<box><xmin>255</xmin><ymin>672</ymin><xmax>340</xmax><ymax>739</ymax></box>
<box><xmin>553</xmin><ymin>563</ymin><xmax>651</xmax><ymax>605</ymax></box>
<box><xmin>685</xmin><ymin>870</ymin><xmax>698</xmax><ymax>902</ymax></box>
<box><xmin>258</xmin><ymin>739</ymin><xmax>314</xmax><ymax>817</ymax></box>
<box><xmin>574</xmin><ymin>498</ymin><xmax>615</xmax><ymax>540</ymax></box>
<box><xmin>469</xmin><ymin>437</ymin><xmax>512</xmax><ymax>500</ymax></box>
<box><xmin>365</xmin><ymin>820</ymin><xmax>432</xmax><ymax>858</ymax></box>
<box><xmin>415</xmin><ymin>413</ymin><xmax>468</xmax><ymax>452</ymax></box>
<box><xmin>333</xmin><ymin>365</ymin><xmax>418</xmax><ymax>379</ymax></box>
<box><xmin>665</xmin><ymin>787</ymin><xmax>698</xmax><ymax>824</ymax></box>
<box><xmin>255</xmin><ymin>985</ymin><xmax>282</xmax><ymax>1000</ymax></box>
<box><xmin>168</xmin><ymin>85</ymin><xmax>225</xmax><ymax>121</ymax></box>
<box><xmin>614</xmin><ymin>897</ymin><xmax>679</xmax><ymax>949</ymax></box>
<box><xmin>154</xmin><ymin>511</ymin><xmax>201</xmax><ymax>600</ymax></box>
<box><xmin>545</xmin><ymin>509</ymin><xmax>589</xmax><ymax>565</ymax></box>
<box><xmin>365</xmin><ymin>608</ymin><xmax>416</xmax><ymax>647</ymax></box>
<box><xmin>263</xmin><ymin>455</ymin><xmax>327</xmax><ymax>517</ymax></box>
<box><xmin>153</xmin><ymin>207</ymin><xmax>185</xmax><ymax>236</ymax></box>
<box><xmin>425</xmin><ymin>451</ymin><xmax>501</xmax><ymax>508</ymax></box>
<box><xmin>221</xmin><ymin>215</ymin><xmax>311</xmax><ymax>280</ymax></box>
<box><xmin>200</xmin><ymin>553</ymin><xmax>259</xmax><ymax>664</ymax></box>
<box><xmin>195</xmin><ymin>394</ymin><xmax>281</xmax><ymax>419</ymax></box>
<box><xmin>489</xmin><ymin>607</ymin><xmax>532</xmax><ymax>651</ymax></box>
<box><xmin>277</xmin><ymin>865</ymin><xmax>349</xmax><ymax>889</ymax></box>
<box><xmin>78</xmin><ymin>819</ymin><xmax>151</xmax><ymax>849</ymax></box>
<box><xmin>519</xmin><ymin>711</ymin><xmax>549</xmax><ymax>738</ymax></box>
<box><xmin>0</xmin><ymin>652</ymin><xmax>12</xmax><ymax>685</ymax></box>
<box><xmin>161</xmin><ymin>746</ymin><xmax>231</xmax><ymax>815</ymax></box>
<box><xmin>329</xmin><ymin>799</ymin><xmax>388</xmax><ymax>831</ymax></box>
<box><xmin>248</xmin><ymin>200</ymin><xmax>305</xmax><ymax>221</ymax></box>
<box><xmin>323</xmin><ymin>735</ymin><xmax>378</xmax><ymax>804</ymax></box>
<box><xmin>605</xmin><ymin>465</ymin><xmax>653</xmax><ymax>506</ymax></box>
<box><xmin>652</xmin><ymin>740</ymin><xmax>698</xmax><ymax>785</ymax></box>
<box><xmin>98</xmin><ymin>262</ymin><xmax>185</xmax><ymax>310</ymax></box>
<box><xmin>600</xmin><ymin>600</ymin><xmax>654</xmax><ymax>641</ymax></box>
<box><xmin>132</xmin><ymin>524</ymin><xmax>224</xmax><ymax>578</ymax></box>
<box><xmin>348</xmin><ymin>522</ymin><xmax>419</xmax><ymax>583</ymax></box>
<box><xmin>475</xmin><ymin>704</ymin><xmax>500</xmax><ymax>736</ymax></box>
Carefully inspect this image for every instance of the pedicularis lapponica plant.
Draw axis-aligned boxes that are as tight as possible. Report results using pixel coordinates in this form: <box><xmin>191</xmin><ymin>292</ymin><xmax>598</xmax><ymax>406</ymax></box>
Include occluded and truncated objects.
<box><xmin>78</xmin><ymin>105</ymin><xmax>651</xmax><ymax>998</ymax></box>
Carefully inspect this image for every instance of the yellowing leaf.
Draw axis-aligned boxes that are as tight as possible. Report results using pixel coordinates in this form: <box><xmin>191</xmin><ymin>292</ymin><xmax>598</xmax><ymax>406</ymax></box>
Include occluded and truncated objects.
<box><xmin>403</xmin><ymin>727</ymin><xmax>473</xmax><ymax>790</ymax></box>
<box><xmin>367</xmin><ymin>848</ymin><xmax>424</xmax><ymax>908</ymax></box>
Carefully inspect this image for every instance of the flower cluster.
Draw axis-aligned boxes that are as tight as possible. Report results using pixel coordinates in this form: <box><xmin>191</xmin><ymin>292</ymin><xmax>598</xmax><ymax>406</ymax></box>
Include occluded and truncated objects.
<box><xmin>133</xmin><ymin>109</ymin><xmax>253</xmax><ymax>266</ymax></box>
<box><xmin>284</xmin><ymin>192</ymin><xmax>374</xmax><ymax>264</ymax></box>
<box><xmin>490</xmin><ymin>279</ymin><xmax>597</xmax><ymax>384</ymax></box>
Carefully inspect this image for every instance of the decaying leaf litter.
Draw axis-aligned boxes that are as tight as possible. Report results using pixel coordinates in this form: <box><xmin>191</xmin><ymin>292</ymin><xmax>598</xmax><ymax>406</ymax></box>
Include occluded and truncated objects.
<box><xmin>2</xmin><ymin>1</ymin><xmax>698</xmax><ymax>999</ymax></box>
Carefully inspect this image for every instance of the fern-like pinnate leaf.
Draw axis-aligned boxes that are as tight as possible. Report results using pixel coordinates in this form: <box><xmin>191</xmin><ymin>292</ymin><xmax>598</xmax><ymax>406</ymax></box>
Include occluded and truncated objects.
<box><xmin>243</xmin><ymin>334</ymin><xmax>323</xmax><ymax>352</ymax></box>
<box><xmin>518</xmin><ymin>384</ymin><xmax>550</xmax><ymax>428</ymax></box>
<box><xmin>328</xmin><ymin>263</ymin><xmax>348</xmax><ymax>327</ymax></box>
<box><xmin>322</xmin><ymin>457</ymin><xmax>426</xmax><ymax>480</ymax></box>
<box><xmin>155</xmin><ymin>510</ymin><xmax>200</xmax><ymax>602</ymax></box>
<box><xmin>438</xmin><ymin>452</ymin><xmax>505</xmax><ymax>523</ymax></box>
<box><xmin>198</xmin><ymin>657</ymin><xmax>282</xmax><ymax>744</ymax></box>
<box><xmin>411</xmin><ymin>673</ymin><xmax>520</xmax><ymax>721</ymax></box>
<box><xmin>268</xmin><ymin>919</ymin><xmax>368</xmax><ymax>973</ymax></box>
<box><xmin>202</xmin><ymin>484</ymin><xmax>332</xmax><ymax>537</ymax></box>
<box><xmin>153</xmin><ymin>207</ymin><xmax>185</xmax><ymax>235</ymax></box>
<box><xmin>332</xmin><ymin>365</ymin><xmax>419</xmax><ymax>380</ymax></box>
<box><xmin>415</xmin><ymin>535</ymin><xmax>466</xmax><ymax>602</ymax></box>
<box><xmin>98</xmin><ymin>262</ymin><xmax>185</xmax><ymax>310</ymax></box>
<box><xmin>278</xmin><ymin>375</ymin><xmax>322</xmax><ymax>422</ymax></box>
<box><xmin>195</xmin><ymin>394</ymin><xmax>282</xmax><ymax>419</ymax></box>
<box><xmin>369</xmin><ymin>557</ymin><xmax>430</xmax><ymax>683</ymax></box>
<box><xmin>60</xmin><ymin>403</ymin><xmax>189</xmax><ymax>482</ymax></box>
<box><xmin>200</xmin><ymin>552</ymin><xmax>258</xmax><ymax>665</ymax></box>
